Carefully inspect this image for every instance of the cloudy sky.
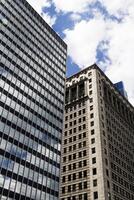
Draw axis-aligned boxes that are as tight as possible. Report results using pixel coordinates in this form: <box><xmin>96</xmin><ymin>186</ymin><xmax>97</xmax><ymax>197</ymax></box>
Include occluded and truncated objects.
<box><xmin>27</xmin><ymin>0</ymin><xmax>134</xmax><ymax>105</ymax></box>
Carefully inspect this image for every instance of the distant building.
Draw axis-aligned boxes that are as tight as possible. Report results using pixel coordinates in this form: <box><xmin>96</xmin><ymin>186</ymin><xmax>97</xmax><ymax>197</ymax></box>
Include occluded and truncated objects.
<box><xmin>0</xmin><ymin>0</ymin><xmax>67</xmax><ymax>199</ymax></box>
<box><xmin>114</xmin><ymin>81</ymin><xmax>128</xmax><ymax>99</ymax></box>
<box><xmin>60</xmin><ymin>64</ymin><xmax>134</xmax><ymax>200</ymax></box>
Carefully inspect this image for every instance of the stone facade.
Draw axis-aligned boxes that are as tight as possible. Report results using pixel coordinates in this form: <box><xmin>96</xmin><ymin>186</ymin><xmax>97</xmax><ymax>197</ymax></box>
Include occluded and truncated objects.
<box><xmin>60</xmin><ymin>64</ymin><xmax>134</xmax><ymax>200</ymax></box>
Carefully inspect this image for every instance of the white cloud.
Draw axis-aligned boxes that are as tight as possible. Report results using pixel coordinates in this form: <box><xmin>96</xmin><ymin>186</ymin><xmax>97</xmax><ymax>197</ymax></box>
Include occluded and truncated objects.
<box><xmin>64</xmin><ymin>15</ymin><xmax>107</xmax><ymax>68</ymax></box>
<box><xmin>52</xmin><ymin>0</ymin><xmax>95</xmax><ymax>13</ymax></box>
<box><xmin>70</xmin><ymin>13</ymin><xmax>82</xmax><ymax>22</ymax></box>
<box><xmin>100</xmin><ymin>0</ymin><xmax>134</xmax><ymax>18</ymax></box>
<box><xmin>27</xmin><ymin>0</ymin><xmax>50</xmax><ymax>14</ymax></box>
<box><xmin>63</xmin><ymin>6</ymin><xmax>134</xmax><ymax>105</ymax></box>
<box><xmin>105</xmin><ymin>15</ymin><xmax>134</xmax><ymax>105</ymax></box>
<box><xmin>27</xmin><ymin>0</ymin><xmax>56</xmax><ymax>26</ymax></box>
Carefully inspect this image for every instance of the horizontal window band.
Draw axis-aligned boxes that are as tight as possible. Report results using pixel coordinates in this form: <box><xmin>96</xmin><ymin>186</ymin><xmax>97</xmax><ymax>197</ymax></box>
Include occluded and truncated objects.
<box><xmin>0</xmin><ymin>148</ymin><xmax>60</xmax><ymax>177</ymax></box>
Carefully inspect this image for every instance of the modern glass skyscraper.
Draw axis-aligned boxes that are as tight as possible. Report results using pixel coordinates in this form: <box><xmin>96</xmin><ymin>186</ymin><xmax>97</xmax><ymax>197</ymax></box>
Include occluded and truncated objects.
<box><xmin>0</xmin><ymin>0</ymin><xmax>67</xmax><ymax>199</ymax></box>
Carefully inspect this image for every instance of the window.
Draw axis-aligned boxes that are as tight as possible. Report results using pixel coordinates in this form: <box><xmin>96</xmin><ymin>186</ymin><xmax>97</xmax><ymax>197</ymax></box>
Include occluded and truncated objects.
<box><xmin>79</xmin><ymin>161</ymin><xmax>82</xmax><ymax>168</ymax></box>
<box><xmin>93</xmin><ymin>168</ymin><xmax>97</xmax><ymax>175</ymax></box>
<box><xmin>84</xmin><ymin>193</ymin><xmax>88</xmax><ymax>200</ymax></box>
<box><xmin>93</xmin><ymin>179</ymin><xmax>97</xmax><ymax>187</ymax></box>
<box><xmin>64</xmin><ymin>148</ymin><xmax>67</xmax><ymax>153</ymax></box>
<box><xmin>62</xmin><ymin>187</ymin><xmax>65</xmax><ymax>194</ymax></box>
<box><xmin>83</xmin><ymin>150</ymin><xmax>87</xmax><ymax>156</ymax></box>
<box><xmin>74</xmin><ymin>112</ymin><xmax>77</xmax><ymax>117</ymax></box>
<box><xmin>70</xmin><ymin>114</ymin><xmax>72</xmax><ymax>119</ymax></box>
<box><xmin>94</xmin><ymin>191</ymin><xmax>98</xmax><ymax>199</ymax></box>
<box><xmin>83</xmin><ymin>116</ymin><xmax>86</xmax><ymax>121</ymax></box>
<box><xmin>79</xmin><ymin>152</ymin><xmax>82</xmax><ymax>157</ymax></box>
<box><xmin>92</xmin><ymin>147</ymin><xmax>96</xmax><ymax>154</ymax></box>
<box><xmin>73</xmin><ymin>136</ymin><xmax>76</xmax><ymax>141</ymax></box>
<box><xmin>64</xmin><ymin>131</ymin><xmax>67</xmax><ymax>136</ymax></box>
<box><xmin>72</xmin><ymin>196</ymin><xmax>76</xmax><ymax>200</ymax></box>
<box><xmin>92</xmin><ymin>157</ymin><xmax>96</xmax><ymax>164</ymax></box>
<box><xmin>91</xmin><ymin>138</ymin><xmax>95</xmax><ymax>144</ymax></box>
<box><xmin>73</xmin><ymin>144</ymin><xmax>76</xmax><ymax>150</ymax></box>
<box><xmin>73</xmin><ymin>153</ymin><xmax>76</xmax><ymax>159</ymax></box>
<box><xmin>72</xmin><ymin>184</ymin><xmax>76</xmax><ymax>191</ymax></box>
<box><xmin>79</xmin><ymin>172</ymin><xmax>82</xmax><ymax>178</ymax></box>
<box><xmin>64</xmin><ymin>139</ymin><xmax>67</xmax><ymax>144</ymax></box>
<box><xmin>79</xmin><ymin>183</ymin><xmax>82</xmax><ymax>190</ymax></box>
<box><xmin>73</xmin><ymin>163</ymin><xmax>76</xmax><ymax>169</ymax></box>
<box><xmin>68</xmin><ymin>146</ymin><xmax>72</xmax><ymax>151</ymax></box>
<box><xmin>68</xmin><ymin>175</ymin><xmax>71</xmax><ymax>181</ymax></box>
<box><xmin>74</xmin><ymin>105</ymin><xmax>76</xmax><ymax>110</ymax></box>
<box><xmin>68</xmin><ymin>164</ymin><xmax>71</xmax><ymax>170</ymax></box>
<box><xmin>68</xmin><ymin>155</ymin><xmax>72</xmax><ymax>161</ymax></box>
<box><xmin>89</xmin><ymin>90</ymin><xmax>92</xmax><ymax>95</ymax></box>
<box><xmin>62</xmin><ymin>176</ymin><xmax>66</xmax><ymax>183</ymax></box>
<box><xmin>83</xmin><ymin>160</ymin><xmax>87</xmax><ymax>166</ymax></box>
<box><xmin>74</xmin><ymin>120</ymin><xmax>76</xmax><ymax>125</ymax></box>
<box><xmin>104</xmin><ymin>148</ymin><xmax>107</xmax><ymax>155</ymax></box>
<box><xmin>79</xmin><ymin>143</ymin><xmax>82</xmax><ymax>148</ymax></box>
<box><xmin>68</xmin><ymin>185</ymin><xmax>71</xmax><ymax>192</ymax></box>
<box><xmin>65</xmin><ymin>116</ymin><xmax>68</xmax><ymax>121</ymax></box>
<box><xmin>79</xmin><ymin>134</ymin><xmax>82</xmax><ymax>139</ymax></box>
<box><xmin>106</xmin><ymin>169</ymin><xmax>109</xmax><ymax>177</ymax></box>
<box><xmin>63</xmin><ymin>166</ymin><xmax>66</xmax><ymax>172</ymax></box>
<box><xmin>105</xmin><ymin>158</ymin><xmax>108</xmax><ymax>166</ymax></box>
<box><xmin>70</xmin><ymin>122</ymin><xmax>72</xmax><ymax>126</ymax></box>
<box><xmin>83</xmin><ymin>132</ymin><xmax>86</xmax><ymax>138</ymax></box>
<box><xmin>69</xmin><ymin>146</ymin><xmax>72</xmax><ymax>151</ymax></box>
<box><xmin>79</xmin><ymin>126</ymin><xmax>81</xmax><ymax>131</ymax></box>
<box><xmin>90</xmin><ymin>105</ymin><xmax>93</xmax><ymax>110</ymax></box>
<box><xmin>84</xmin><ymin>181</ymin><xmax>87</xmax><ymax>189</ymax></box>
<box><xmin>69</xmin><ymin>129</ymin><xmax>72</xmax><ymax>135</ymax></box>
<box><xmin>79</xmin><ymin>118</ymin><xmax>82</xmax><ymax>123</ymax></box>
<box><xmin>90</xmin><ymin>113</ymin><xmax>94</xmax><ymax>118</ymax></box>
<box><xmin>83</xmin><ymin>170</ymin><xmax>87</xmax><ymax>177</ymax></box>
<box><xmin>79</xmin><ymin>194</ymin><xmax>82</xmax><ymax>200</ymax></box>
<box><xmin>91</xmin><ymin>121</ymin><xmax>94</xmax><ymax>126</ymax></box>
<box><xmin>79</xmin><ymin>110</ymin><xmax>81</xmax><ymax>115</ymax></box>
<box><xmin>89</xmin><ymin>78</ymin><xmax>92</xmax><ymax>83</ymax></box>
<box><xmin>91</xmin><ymin>129</ymin><xmax>95</xmax><ymax>135</ymax></box>
<box><xmin>83</xmin><ymin>141</ymin><xmax>86</xmax><ymax>147</ymax></box>
<box><xmin>107</xmin><ymin>180</ymin><xmax>110</xmax><ymax>188</ymax></box>
<box><xmin>83</xmin><ymin>109</ymin><xmax>85</xmax><ymax>114</ymax></box>
<box><xmin>69</xmin><ymin>137</ymin><xmax>72</xmax><ymax>142</ymax></box>
<box><xmin>73</xmin><ymin>128</ymin><xmax>76</xmax><ymax>133</ymax></box>
<box><xmin>73</xmin><ymin>173</ymin><xmax>76</xmax><ymax>180</ymax></box>
<box><xmin>90</xmin><ymin>97</ymin><xmax>93</xmax><ymax>102</ymax></box>
<box><xmin>63</xmin><ymin>156</ymin><xmax>66</xmax><ymax>162</ymax></box>
<box><xmin>65</xmin><ymin>124</ymin><xmax>68</xmax><ymax>128</ymax></box>
<box><xmin>88</xmin><ymin>72</ymin><xmax>92</xmax><ymax>76</ymax></box>
<box><xmin>89</xmin><ymin>84</ymin><xmax>92</xmax><ymax>89</ymax></box>
<box><xmin>83</xmin><ymin>124</ymin><xmax>86</xmax><ymax>129</ymax></box>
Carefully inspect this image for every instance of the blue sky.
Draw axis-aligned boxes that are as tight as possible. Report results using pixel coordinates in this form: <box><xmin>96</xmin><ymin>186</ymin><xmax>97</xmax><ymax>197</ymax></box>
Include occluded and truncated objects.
<box><xmin>27</xmin><ymin>0</ymin><xmax>134</xmax><ymax>105</ymax></box>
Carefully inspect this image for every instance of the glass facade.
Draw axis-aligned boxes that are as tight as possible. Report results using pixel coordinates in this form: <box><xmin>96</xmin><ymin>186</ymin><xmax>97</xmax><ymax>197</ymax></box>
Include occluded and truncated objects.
<box><xmin>0</xmin><ymin>0</ymin><xmax>67</xmax><ymax>199</ymax></box>
<box><xmin>114</xmin><ymin>81</ymin><xmax>128</xmax><ymax>99</ymax></box>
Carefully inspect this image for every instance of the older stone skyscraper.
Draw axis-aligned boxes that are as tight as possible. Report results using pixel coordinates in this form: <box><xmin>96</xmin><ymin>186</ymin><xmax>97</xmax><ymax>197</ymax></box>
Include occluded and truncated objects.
<box><xmin>0</xmin><ymin>0</ymin><xmax>67</xmax><ymax>199</ymax></box>
<box><xmin>60</xmin><ymin>64</ymin><xmax>134</xmax><ymax>200</ymax></box>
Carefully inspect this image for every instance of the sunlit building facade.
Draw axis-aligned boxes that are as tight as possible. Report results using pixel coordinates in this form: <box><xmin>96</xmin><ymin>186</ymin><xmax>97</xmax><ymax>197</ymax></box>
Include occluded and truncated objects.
<box><xmin>0</xmin><ymin>0</ymin><xmax>67</xmax><ymax>199</ymax></box>
<box><xmin>60</xmin><ymin>64</ymin><xmax>134</xmax><ymax>200</ymax></box>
